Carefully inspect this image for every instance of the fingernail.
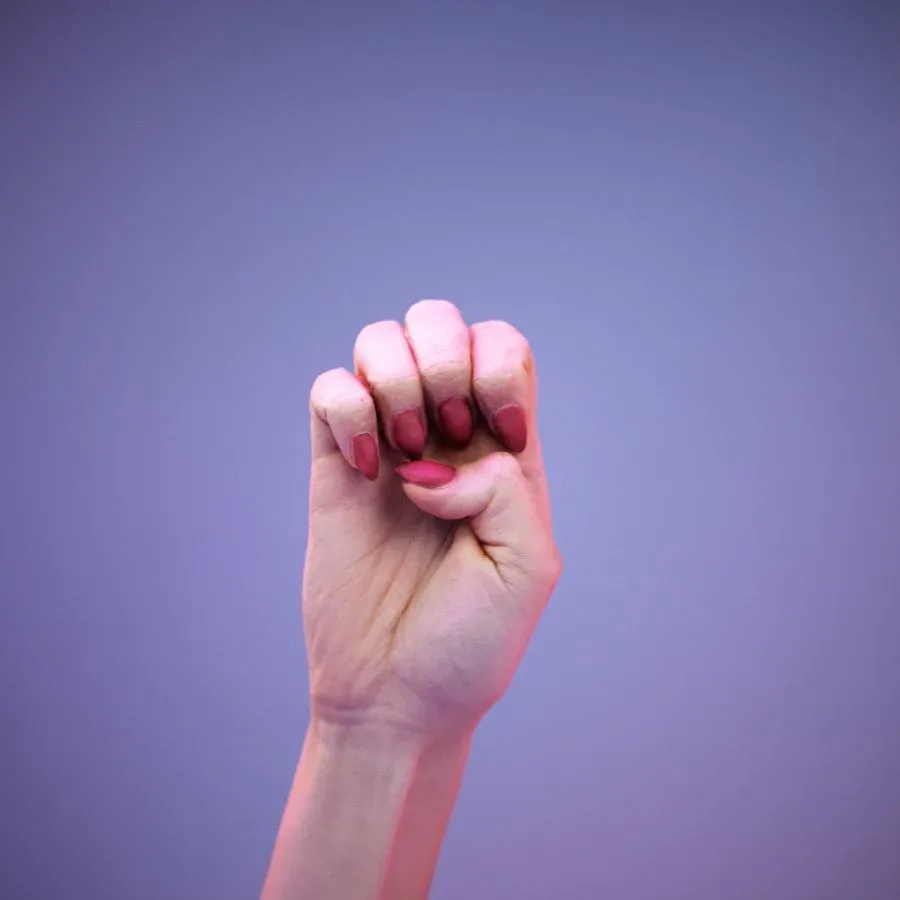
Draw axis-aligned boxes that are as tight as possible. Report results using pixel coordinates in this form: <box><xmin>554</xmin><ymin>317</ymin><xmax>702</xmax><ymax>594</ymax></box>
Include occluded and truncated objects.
<box><xmin>351</xmin><ymin>433</ymin><xmax>379</xmax><ymax>480</ymax></box>
<box><xmin>493</xmin><ymin>404</ymin><xmax>528</xmax><ymax>453</ymax></box>
<box><xmin>438</xmin><ymin>396</ymin><xmax>474</xmax><ymax>445</ymax></box>
<box><xmin>395</xmin><ymin>460</ymin><xmax>457</xmax><ymax>488</ymax></box>
<box><xmin>393</xmin><ymin>409</ymin><xmax>426</xmax><ymax>459</ymax></box>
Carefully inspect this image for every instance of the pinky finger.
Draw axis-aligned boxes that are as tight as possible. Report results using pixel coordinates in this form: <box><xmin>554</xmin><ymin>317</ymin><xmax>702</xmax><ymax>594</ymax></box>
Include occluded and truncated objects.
<box><xmin>309</xmin><ymin>367</ymin><xmax>380</xmax><ymax>480</ymax></box>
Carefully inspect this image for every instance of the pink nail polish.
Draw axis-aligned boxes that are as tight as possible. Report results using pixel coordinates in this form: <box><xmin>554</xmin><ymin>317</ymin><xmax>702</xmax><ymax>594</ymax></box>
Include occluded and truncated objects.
<box><xmin>351</xmin><ymin>433</ymin><xmax>379</xmax><ymax>480</ymax></box>
<box><xmin>395</xmin><ymin>460</ymin><xmax>457</xmax><ymax>488</ymax></box>
<box><xmin>393</xmin><ymin>409</ymin><xmax>426</xmax><ymax>459</ymax></box>
<box><xmin>438</xmin><ymin>396</ymin><xmax>474</xmax><ymax>445</ymax></box>
<box><xmin>493</xmin><ymin>404</ymin><xmax>528</xmax><ymax>453</ymax></box>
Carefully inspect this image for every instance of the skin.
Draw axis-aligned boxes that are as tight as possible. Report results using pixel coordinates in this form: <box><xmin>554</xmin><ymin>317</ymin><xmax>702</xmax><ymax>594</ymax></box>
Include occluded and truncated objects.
<box><xmin>260</xmin><ymin>299</ymin><xmax>562</xmax><ymax>900</ymax></box>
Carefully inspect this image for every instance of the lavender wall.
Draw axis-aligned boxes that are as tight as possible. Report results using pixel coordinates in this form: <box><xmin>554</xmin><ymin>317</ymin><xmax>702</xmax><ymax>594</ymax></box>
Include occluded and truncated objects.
<box><xmin>2</xmin><ymin>2</ymin><xmax>899</xmax><ymax>898</ymax></box>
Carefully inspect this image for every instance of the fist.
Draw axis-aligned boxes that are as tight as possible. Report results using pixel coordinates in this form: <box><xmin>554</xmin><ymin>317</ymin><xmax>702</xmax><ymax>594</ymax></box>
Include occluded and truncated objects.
<box><xmin>303</xmin><ymin>300</ymin><xmax>562</xmax><ymax>738</ymax></box>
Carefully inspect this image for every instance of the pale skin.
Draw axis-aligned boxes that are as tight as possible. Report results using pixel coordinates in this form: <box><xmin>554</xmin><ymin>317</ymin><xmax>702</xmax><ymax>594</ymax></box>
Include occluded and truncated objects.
<box><xmin>260</xmin><ymin>299</ymin><xmax>563</xmax><ymax>900</ymax></box>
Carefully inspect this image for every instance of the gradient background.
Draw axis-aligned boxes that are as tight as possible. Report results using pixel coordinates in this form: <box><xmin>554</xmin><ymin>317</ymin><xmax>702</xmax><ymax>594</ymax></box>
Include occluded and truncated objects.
<box><xmin>2</xmin><ymin>2</ymin><xmax>899</xmax><ymax>898</ymax></box>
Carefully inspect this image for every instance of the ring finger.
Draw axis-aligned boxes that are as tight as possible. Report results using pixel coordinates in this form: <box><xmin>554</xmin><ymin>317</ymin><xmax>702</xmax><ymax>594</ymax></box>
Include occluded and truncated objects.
<box><xmin>404</xmin><ymin>299</ymin><xmax>475</xmax><ymax>447</ymax></box>
<box><xmin>354</xmin><ymin>319</ymin><xmax>427</xmax><ymax>459</ymax></box>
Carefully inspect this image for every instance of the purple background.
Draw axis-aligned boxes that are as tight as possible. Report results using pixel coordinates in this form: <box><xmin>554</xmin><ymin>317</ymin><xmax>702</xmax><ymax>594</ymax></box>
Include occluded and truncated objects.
<box><xmin>2</xmin><ymin>2</ymin><xmax>899</xmax><ymax>898</ymax></box>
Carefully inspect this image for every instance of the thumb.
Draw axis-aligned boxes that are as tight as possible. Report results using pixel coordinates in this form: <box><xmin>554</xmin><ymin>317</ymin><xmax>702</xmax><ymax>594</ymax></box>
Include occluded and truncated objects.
<box><xmin>395</xmin><ymin>453</ymin><xmax>557</xmax><ymax>585</ymax></box>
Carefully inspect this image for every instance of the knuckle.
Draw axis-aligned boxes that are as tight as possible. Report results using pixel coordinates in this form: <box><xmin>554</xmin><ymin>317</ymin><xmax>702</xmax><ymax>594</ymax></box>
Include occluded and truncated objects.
<box><xmin>418</xmin><ymin>359</ymin><xmax>466</xmax><ymax>386</ymax></box>
<box><xmin>354</xmin><ymin>319</ymin><xmax>401</xmax><ymax>351</ymax></box>
<box><xmin>471</xmin><ymin>321</ymin><xmax>532</xmax><ymax>375</ymax></box>
<box><xmin>472</xmin><ymin>364</ymin><xmax>528</xmax><ymax>397</ymax></box>
<box><xmin>487</xmin><ymin>450</ymin><xmax>524</xmax><ymax>483</ymax></box>
<box><xmin>472</xmin><ymin>369</ymin><xmax>521</xmax><ymax>393</ymax></box>
<box><xmin>471</xmin><ymin>319</ymin><xmax>528</xmax><ymax>347</ymax></box>
<box><xmin>310</xmin><ymin>367</ymin><xmax>348</xmax><ymax>398</ymax></box>
<box><xmin>370</xmin><ymin>376</ymin><xmax>420</xmax><ymax>401</ymax></box>
<box><xmin>407</xmin><ymin>298</ymin><xmax>456</xmax><ymax>318</ymax></box>
<box><xmin>310</xmin><ymin>368</ymin><xmax>369</xmax><ymax>417</ymax></box>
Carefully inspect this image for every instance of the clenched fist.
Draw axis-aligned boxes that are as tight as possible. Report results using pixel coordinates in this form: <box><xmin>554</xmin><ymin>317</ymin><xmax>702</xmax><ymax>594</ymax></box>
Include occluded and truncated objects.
<box><xmin>262</xmin><ymin>300</ymin><xmax>562</xmax><ymax>900</ymax></box>
<box><xmin>304</xmin><ymin>299</ymin><xmax>562</xmax><ymax>738</ymax></box>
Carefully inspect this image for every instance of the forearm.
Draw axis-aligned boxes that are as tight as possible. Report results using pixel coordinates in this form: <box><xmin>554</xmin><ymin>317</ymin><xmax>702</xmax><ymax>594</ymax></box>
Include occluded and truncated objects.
<box><xmin>260</xmin><ymin>717</ymin><xmax>472</xmax><ymax>900</ymax></box>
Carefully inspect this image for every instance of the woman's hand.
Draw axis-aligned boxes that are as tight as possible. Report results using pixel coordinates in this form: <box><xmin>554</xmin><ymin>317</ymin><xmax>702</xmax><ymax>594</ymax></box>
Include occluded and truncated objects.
<box><xmin>261</xmin><ymin>300</ymin><xmax>562</xmax><ymax>900</ymax></box>
<box><xmin>304</xmin><ymin>299</ymin><xmax>562</xmax><ymax>740</ymax></box>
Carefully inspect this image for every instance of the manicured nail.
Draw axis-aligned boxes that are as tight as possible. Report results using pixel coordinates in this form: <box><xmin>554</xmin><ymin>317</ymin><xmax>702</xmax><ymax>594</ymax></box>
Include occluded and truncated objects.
<box><xmin>493</xmin><ymin>404</ymin><xmax>527</xmax><ymax>453</ymax></box>
<box><xmin>438</xmin><ymin>396</ymin><xmax>474</xmax><ymax>445</ymax></box>
<box><xmin>393</xmin><ymin>409</ymin><xmax>426</xmax><ymax>459</ymax></box>
<box><xmin>395</xmin><ymin>460</ymin><xmax>457</xmax><ymax>488</ymax></box>
<box><xmin>351</xmin><ymin>433</ymin><xmax>379</xmax><ymax>480</ymax></box>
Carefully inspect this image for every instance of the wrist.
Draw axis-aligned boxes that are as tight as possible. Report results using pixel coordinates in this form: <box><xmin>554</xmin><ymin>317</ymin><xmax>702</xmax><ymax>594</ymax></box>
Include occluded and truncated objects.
<box><xmin>306</xmin><ymin>710</ymin><xmax>474</xmax><ymax>774</ymax></box>
<box><xmin>309</xmin><ymin>696</ymin><xmax>477</xmax><ymax>752</ymax></box>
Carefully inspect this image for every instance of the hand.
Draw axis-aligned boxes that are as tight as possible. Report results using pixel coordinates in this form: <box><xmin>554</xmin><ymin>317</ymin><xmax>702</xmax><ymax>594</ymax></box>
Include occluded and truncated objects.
<box><xmin>304</xmin><ymin>299</ymin><xmax>562</xmax><ymax>740</ymax></box>
<box><xmin>262</xmin><ymin>300</ymin><xmax>562</xmax><ymax>900</ymax></box>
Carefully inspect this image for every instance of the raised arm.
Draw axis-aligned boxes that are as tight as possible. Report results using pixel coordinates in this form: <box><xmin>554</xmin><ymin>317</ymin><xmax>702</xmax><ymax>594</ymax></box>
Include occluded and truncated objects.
<box><xmin>260</xmin><ymin>300</ymin><xmax>562</xmax><ymax>899</ymax></box>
